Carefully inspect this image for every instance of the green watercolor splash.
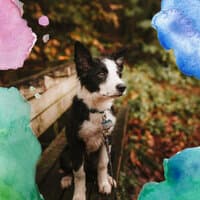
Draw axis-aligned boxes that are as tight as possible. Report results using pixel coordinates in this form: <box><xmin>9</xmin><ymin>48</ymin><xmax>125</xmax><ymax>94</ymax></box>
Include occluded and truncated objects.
<box><xmin>0</xmin><ymin>87</ymin><xmax>43</xmax><ymax>200</ymax></box>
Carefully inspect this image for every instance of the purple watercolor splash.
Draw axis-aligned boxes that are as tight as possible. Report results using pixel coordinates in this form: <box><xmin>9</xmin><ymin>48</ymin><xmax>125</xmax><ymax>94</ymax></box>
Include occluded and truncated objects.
<box><xmin>0</xmin><ymin>0</ymin><xmax>36</xmax><ymax>70</ymax></box>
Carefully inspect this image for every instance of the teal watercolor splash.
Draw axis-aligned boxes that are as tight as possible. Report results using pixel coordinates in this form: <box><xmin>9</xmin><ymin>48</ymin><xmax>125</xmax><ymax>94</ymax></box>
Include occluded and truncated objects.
<box><xmin>0</xmin><ymin>87</ymin><xmax>43</xmax><ymax>200</ymax></box>
<box><xmin>138</xmin><ymin>147</ymin><xmax>200</xmax><ymax>200</ymax></box>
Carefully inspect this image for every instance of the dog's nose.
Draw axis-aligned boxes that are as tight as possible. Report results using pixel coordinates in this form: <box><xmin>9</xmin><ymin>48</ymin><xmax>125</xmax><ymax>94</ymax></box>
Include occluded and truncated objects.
<box><xmin>116</xmin><ymin>84</ymin><xmax>126</xmax><ymax>93</ymax></box>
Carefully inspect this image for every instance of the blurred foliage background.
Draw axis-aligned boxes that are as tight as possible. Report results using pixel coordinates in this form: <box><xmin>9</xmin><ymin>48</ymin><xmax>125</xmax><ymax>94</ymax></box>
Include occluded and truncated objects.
<box><xmin>1</xmin><ymin>1</ymin><xmax>200</xmax><ymax>199</ymax></box>
<box><xmin>1</xmin><ymin>0</ymin><xmax>166</xmax><ymax>83</ymax></box>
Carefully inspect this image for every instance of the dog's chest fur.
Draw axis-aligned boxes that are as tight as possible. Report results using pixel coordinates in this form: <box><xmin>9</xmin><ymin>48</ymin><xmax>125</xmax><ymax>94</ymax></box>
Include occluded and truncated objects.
<box><xmin>79</xmin><ymin>110</ymin><xmax>116</xmax><ymax>153</ymax></box>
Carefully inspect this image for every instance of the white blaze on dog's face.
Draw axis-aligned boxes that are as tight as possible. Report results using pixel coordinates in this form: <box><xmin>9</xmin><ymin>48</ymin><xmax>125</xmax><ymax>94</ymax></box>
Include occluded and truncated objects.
<box><xmin>99</xmin><ymin>58</ymin><xmax>126</xmax><ymax>97</ymax></box>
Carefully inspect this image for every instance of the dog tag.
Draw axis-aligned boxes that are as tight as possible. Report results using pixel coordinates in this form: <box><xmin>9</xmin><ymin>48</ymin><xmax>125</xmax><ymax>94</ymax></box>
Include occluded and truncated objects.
<box><xmin>102</xmin><ymin>119</ymin><xmax>113</xmax><ymax>130</ymax></box>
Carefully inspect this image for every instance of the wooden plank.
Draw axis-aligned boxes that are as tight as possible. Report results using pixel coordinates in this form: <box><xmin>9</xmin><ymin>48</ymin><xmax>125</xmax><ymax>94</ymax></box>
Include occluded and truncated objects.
<box><xmin>30</xmin><ymin>75</ymin><xmax>77</xmax><ymax>120</ymax></box>
<box><xmin>37</xmin><ymin>128</ymin><xmax>68</xmax><ymax>200</ymax></box>
<box><xmin>37</xmin><ymin>129</ymin><xmax>66</xmax><ymax>184</ymax></box>
<box><xmin>38</xmin><ymin>161</ymin><xmax>65</xmax><ymax>200</ymax></box>
<box><xmin>20</xmin><ymin>87</ymin><xmax>44</xmax><ymax>100</ymax></box>
<box><xmin>19</xmin><ymin>66</ymin><xmax>76</xmax><ymax>101</ymax></box>
<box><xmin>112</xmin><ymin>106</ymin><xmax>129</xmax><ymax>182</ymax></box>
<box><xmin>4</xmin><ymin>63</ymin><xmax>74</xmax><ymax>87</ymax></box>
<box><xmin>31</xmin><ymin>85</ymin><xmax>77</xmax><ymax>137</ymax></box>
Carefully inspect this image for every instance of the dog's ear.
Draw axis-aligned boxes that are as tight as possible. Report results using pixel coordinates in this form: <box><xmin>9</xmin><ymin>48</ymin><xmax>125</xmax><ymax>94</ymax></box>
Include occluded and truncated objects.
<box><xmin>74</xmin><ymin>41</ymin><xmax>93</xmax><ymax>73</ymax></box>
<box><xmin>111</xmin><ymin>48</ymin><xmax>127</xmax><ymax>68</ymax></box>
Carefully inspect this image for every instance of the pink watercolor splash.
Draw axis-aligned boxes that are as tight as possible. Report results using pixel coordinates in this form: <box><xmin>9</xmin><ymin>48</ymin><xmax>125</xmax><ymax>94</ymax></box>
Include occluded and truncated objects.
<box><xmin>38</xmin><ymin>15</ymin><xmax>49</xmax><ymax>27</ymax></box>
<box><xmin>12</xmin><ymin>0</ymin><xmax>24</xmax><ymax>16</ymax></box>
<box><xmin>0</xmin><ymin>0</ymin><xmax>37</xmax><ymax>70</ymax></box>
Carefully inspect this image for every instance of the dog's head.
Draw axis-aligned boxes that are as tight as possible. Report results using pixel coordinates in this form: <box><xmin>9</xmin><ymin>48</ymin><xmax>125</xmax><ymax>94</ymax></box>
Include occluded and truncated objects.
<box><xmin>74</xmin><ymin>41</ymin><xmax>126</xmax><ymax>98</ymax></box>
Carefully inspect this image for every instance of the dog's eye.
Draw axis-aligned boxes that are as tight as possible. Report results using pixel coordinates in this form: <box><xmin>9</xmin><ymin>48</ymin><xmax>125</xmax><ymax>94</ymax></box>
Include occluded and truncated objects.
<box><xmin>97</xmin><ymin>72</ymin><xmax>106</xmax><ymax>78</ymax></box>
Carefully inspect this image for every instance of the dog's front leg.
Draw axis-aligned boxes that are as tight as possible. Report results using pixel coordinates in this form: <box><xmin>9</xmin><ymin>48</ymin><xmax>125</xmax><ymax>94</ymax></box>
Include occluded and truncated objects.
<box><xmin>98</xmin><ymin>144</ymin><xmax>116</xmax><ymax>194</ymax></box>
<box><xmin>73</xmin><ymin>164</ymin><xmax>86</xmax><ymax>200</ymax></box>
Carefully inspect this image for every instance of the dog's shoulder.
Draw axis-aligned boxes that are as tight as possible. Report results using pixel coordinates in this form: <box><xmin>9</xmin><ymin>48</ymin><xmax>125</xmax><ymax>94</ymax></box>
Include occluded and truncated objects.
<box><xmin>66</xmin><ymin>95</ymin><xmax>90</xmax><ymax>136</ymax></box>
<box><xmin>70</xmin><ymin>95</ymin><xmax>89</xmax><ymax>120</ymax></box>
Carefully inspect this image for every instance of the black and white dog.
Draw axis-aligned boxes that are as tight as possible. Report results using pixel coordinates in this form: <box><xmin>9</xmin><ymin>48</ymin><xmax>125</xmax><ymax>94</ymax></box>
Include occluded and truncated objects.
<box><xmin>60</xmin><ymin>41</ymin><xmax>126</xmax><ymax>200</ymax></box>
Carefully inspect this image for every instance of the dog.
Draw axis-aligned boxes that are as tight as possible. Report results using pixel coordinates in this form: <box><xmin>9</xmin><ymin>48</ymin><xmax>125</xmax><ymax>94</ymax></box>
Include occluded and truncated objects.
<box><xmin>60</xmin><ymin>41</ymin><xmax>126</xmax><ymax>200</ymax></box>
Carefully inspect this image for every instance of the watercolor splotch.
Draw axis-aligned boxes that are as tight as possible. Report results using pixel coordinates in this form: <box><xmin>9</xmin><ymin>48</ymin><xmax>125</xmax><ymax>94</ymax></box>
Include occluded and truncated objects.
<box><xmin>139</xmin><ymin>147</ymin><xmax>200</xmax><ymax>200</ymax></box>
<box><xmin>0</xmin><ymin>0</ymin><xmax>36</xmax><ymax>70</ymax></box>
<box><xmin>152</xmin><ymin>0</ymin><xmax>200</xmax><ymax>79</ymax></box>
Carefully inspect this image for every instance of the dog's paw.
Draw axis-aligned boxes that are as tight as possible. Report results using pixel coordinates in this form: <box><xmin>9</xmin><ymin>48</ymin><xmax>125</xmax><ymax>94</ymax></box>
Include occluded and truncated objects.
<box><xmin>98</xmin><ymin>175</ymin><xmax>117</xmax><ymax>194</ymax></box>
<box><xmin>99</xmin><ymin>180</ymin><xmax>112</xmax><ymax>194</ymax></box>
<box><xmin>72</xmin><ymin>193</ymin><xmax>86</xmax><ymax>200</ymax></box>
<box><xmin>61</xmin><ymin>176</ymin><xmax>72</xmax><ymax>189</ymax></box>
<box><xmin>108</xmin><ymin>175</ymin><xmax>117</xmax><ymax>188</ymax></box>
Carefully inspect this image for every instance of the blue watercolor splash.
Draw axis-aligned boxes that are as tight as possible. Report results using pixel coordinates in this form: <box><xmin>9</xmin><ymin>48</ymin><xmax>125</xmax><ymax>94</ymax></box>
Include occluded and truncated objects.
<box><xmin>138</xmin><ymin>147</ymin><xmax>200</xmax><ymax>200</ymax></box>
<box><xmin>0</xmin><ymin>87</ymin><xmax>43</xmax><ymax>200</ymax></box>
<box><xmin>152</xmin><ymin>0</ymin><xmax>200</xmax><ymax>79</ymax></box>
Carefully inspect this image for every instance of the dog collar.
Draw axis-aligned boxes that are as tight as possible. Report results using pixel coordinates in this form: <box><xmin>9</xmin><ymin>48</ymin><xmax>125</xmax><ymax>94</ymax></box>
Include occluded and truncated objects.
<box><xmin>89</xmin><ymin>108</ymin><xmax>112</xmax><ymax>114</ymax></box>
<box><xmin>89</xmin><ymin>108</ymin><xmax>114</xmax><ymax>130</ymax></box>
<box><xmin>89</xmin><ymin>108</ymin><xmax>104</xmax><ymax>114</ymax></box>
